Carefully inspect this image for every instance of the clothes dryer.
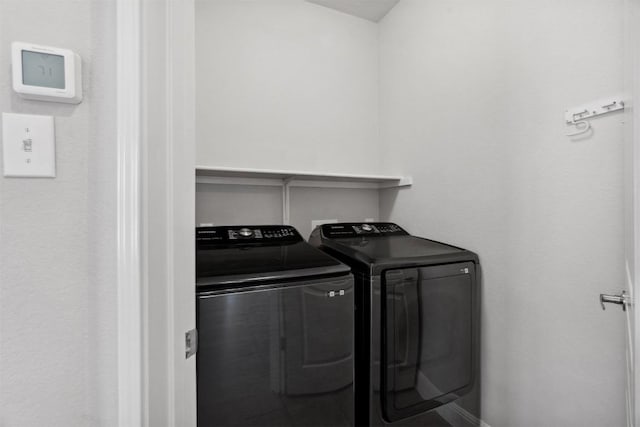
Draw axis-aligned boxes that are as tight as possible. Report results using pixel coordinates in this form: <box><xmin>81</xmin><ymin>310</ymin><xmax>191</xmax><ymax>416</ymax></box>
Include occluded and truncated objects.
<box><xmin>310</xmin><ymin>223</ymin><xmax>480</xmax><ymax>427</ymax></box>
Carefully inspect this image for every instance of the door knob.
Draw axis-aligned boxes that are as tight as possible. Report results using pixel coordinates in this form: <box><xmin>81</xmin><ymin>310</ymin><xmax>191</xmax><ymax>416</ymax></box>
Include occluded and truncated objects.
<box><xmin>600</xmin><ymin>291</ymin><xmax>630</xmax><ymax>311</ymax></box>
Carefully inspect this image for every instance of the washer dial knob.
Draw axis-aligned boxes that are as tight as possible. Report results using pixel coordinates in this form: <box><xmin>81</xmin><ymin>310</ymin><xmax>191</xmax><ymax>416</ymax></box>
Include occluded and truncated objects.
<box><xmin>361</xmin><ymin>223</ymin><xmax>373</xmax><ymax>232</ymax></box>
<box><xmin>238</xmin><ymin>228</ymin><xmax>254</xmax><ymax>237</ymax></box>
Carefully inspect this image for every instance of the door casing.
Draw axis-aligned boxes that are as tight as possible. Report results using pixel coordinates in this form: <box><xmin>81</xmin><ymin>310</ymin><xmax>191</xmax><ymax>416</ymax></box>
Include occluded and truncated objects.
<box><xmin>117</xmin><ymin>0</ymin><xmax>197</xmax><ymax>426</ymax></box>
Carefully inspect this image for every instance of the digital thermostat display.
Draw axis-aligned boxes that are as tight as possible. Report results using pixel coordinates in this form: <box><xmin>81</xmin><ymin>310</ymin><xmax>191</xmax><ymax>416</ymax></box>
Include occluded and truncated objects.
<box><xmin>22</xmin><ymin>50</ymin><xmax>65</xmax><ymax>89</ymax></box>
<box><xmin>12</xmin><ymin>42</ymin><xmax>82</xmax><ymax>104</ymax></box>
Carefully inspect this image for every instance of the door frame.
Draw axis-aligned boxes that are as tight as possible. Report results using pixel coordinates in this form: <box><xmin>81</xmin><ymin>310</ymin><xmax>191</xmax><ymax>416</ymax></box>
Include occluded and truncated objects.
<box><xmin>632</xmin><ymin>79</ymin><xmax>640</xmax><ymax>427</ymax></box>
<box><xmin>116</xmin><ymin>0</ymin><xmax>196</xmax><ymax>426</ymax></box>
<box><xmin>116</xmin><ymin>0</ymin><xmax>142</xmax><ymax>425</ymax></box>
<box><xmin>628</xmin><ymin>1</ymin><xmax>640</xmax><ymax>426</ymax></box>
<box><xmin>634</xmin><ymin>36</ymin><xmax>640</xmax><ymax>427</ymax></box>
<box><xmin>633</xmin><ymin>109</ymin><xmax>640</xmax><ymax>427</ymax></box>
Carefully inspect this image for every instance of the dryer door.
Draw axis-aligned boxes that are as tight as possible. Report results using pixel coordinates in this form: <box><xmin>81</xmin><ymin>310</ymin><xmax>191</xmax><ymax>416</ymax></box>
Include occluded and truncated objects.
<box><xmin>381</xmin><ymin>262</ymin><xmax>477</xmax><ymax>422</ymax></box>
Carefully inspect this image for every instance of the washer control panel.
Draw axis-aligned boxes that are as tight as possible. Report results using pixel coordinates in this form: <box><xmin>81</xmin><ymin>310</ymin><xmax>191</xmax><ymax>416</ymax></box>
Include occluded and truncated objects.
<box><xmin>197</xmin><ymin>225</ymin><xmax>302</xmax><ymax>246</ymax></box>
<box><xmin>321</xmin><ymin>222</ymin><xmax>408</xmax><ymax>238</ymax></box>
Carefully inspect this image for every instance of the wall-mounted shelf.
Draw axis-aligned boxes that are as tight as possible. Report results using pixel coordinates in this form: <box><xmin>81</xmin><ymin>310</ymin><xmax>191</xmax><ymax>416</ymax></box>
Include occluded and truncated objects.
<box><xmin>196</xmin><ymin>166</ymin><xmax>412</xmax><ymax>224</ymax></box>
<box><xmin>195</xmin><ymin>166</ymin><xmax>412</xmax><ymax>189</ymax></box>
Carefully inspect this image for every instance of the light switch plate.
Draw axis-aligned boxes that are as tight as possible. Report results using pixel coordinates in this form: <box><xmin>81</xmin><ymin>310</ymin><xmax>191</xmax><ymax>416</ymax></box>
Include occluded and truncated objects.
<box><xmin>2</xmin><ymin>112</ymin><xmax>55</xmax><ymax>178</ymax></box>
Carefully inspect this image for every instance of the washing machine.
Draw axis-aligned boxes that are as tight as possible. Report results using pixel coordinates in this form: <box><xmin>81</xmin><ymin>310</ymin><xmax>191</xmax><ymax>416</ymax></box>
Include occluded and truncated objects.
<box><xmin>309</xmin><ymin>222</ymin><xmax>480</xmax><ymax>427</ymax></box>
<box><xmin>196</xmin><ymin>225</ymin><xmax>355</xmax><ymax>427</ymax></box>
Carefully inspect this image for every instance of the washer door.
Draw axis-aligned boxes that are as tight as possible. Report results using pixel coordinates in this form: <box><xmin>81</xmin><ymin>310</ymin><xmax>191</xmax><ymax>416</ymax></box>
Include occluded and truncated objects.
<box><xmin>381</xmin><ymin>262</ymin><xmax>476</xmax><ymax>422</ymax></box>
<box><xmin>197</xmin><ymin>276</ymin><xmax>354</xmax><ymax>427</ymax></box>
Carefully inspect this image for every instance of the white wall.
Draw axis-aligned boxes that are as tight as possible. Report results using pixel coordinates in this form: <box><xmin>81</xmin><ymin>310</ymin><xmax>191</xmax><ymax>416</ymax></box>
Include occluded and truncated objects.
<box><xmin>196</xmin><ymin>184</ymin><xmax>379</xmax><ymax>239</ymax></box>
<box><xmin>289</xmin><ymin>187</ymin><xmax>379</xmax><ymax>238</ymax></box>
<box><xmin>195</xmin><ymin>0</ymin><xmax>380</xmax><ymax>174</ymax></box>
<box><xmin>379</xmin><ymin>1</ymin><xmax>626</xmax><ymax>426</ymax></box>
<box><xmin>0</xmin><ymin>1</ymin><xmax>117</xmax><ymax>426</ymax></box>
<box><xmin>196</xmin><ymin>184</ymin><xmax>284</xmax><ymax>226</ymax></box>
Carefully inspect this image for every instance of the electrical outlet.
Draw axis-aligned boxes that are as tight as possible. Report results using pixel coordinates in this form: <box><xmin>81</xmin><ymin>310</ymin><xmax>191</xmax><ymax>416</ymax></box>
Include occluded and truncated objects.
<box><xmin>311</xmin><ymin>219</ymin><xmax>338</xmax><ymax>230</ymax></box>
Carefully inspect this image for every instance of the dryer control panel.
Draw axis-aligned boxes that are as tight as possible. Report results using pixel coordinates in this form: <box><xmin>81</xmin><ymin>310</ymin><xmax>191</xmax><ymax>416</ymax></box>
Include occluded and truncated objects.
<box><xmin>320</xmin><ymin>222</ymin><xmax>408</xmax><ymax>238</ymax></box>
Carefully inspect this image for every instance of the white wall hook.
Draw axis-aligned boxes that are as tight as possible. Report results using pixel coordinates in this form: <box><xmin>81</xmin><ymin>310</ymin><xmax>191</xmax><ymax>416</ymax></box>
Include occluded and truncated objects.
<box><xmin>566</xmin><ymin>120</ymin><xmax>591</xmax><ymax>137</ymax></box>
<box><xmin>565</xmin><ymin>96</ymin><xmax>624</xmax><ymax>137</ymax></box>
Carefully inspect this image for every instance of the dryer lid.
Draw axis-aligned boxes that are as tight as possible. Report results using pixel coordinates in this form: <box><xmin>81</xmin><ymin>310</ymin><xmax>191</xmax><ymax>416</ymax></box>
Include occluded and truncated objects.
<box><xmin>315</xmin><ymin>222</ymin><xmax>477</xmax><ymax>269</ymax></box>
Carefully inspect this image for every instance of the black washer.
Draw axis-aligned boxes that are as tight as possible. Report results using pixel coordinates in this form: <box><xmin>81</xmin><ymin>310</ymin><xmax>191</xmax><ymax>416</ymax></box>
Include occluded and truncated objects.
<box><xmin>196</xmin><ymin>225</ymin><xmax>355</xmax><ymax>427</ymax></box>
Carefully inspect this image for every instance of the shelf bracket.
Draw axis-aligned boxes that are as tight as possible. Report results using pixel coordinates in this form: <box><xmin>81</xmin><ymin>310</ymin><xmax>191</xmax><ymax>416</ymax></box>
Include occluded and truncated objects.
<box><xmin>282</xmin><ymin>177</ymin><xmax>292</xmax><ymax>225</ymax></box>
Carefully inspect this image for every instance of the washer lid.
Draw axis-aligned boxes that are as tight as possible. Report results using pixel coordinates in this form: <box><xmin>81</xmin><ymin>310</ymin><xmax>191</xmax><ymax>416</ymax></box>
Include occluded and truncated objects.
<box><xmin>196</xmin><ymin>226</ymin><xmax>350</xmax><ymax>288</ymax></box>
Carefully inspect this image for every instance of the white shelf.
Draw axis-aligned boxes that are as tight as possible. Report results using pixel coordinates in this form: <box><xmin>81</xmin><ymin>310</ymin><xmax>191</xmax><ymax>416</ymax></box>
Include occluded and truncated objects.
<box><xmin>195</xmin><ymin>166</ymin><xmax>412</xmax><ymax>189</ymax></box>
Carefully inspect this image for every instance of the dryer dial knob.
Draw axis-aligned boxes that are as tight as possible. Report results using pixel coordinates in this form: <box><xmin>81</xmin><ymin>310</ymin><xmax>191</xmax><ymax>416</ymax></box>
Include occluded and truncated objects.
<box><xmin>361</xmin><ymin>224</ymin><xmax>373</xmax><ymax>232</ymax></box>
<box><xmin>238</xmin><ymin>228</ymin><xmax>254</xmax><ymax>237</ymax></box>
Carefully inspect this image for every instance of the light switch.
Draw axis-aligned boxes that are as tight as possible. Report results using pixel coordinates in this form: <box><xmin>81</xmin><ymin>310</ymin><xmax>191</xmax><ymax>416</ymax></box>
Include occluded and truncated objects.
<box><xmin>2</xmin><ymin>112</ymin><xmax>55</xmax><ymax>178</ymax></box>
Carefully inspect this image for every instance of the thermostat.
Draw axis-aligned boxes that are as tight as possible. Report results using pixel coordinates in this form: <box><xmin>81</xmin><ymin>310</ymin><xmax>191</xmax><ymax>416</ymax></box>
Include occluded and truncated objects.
<box><xmin>12</xmin><ymin>42</ymin><xmax>82</xmax><ymax>104</ymax></box>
